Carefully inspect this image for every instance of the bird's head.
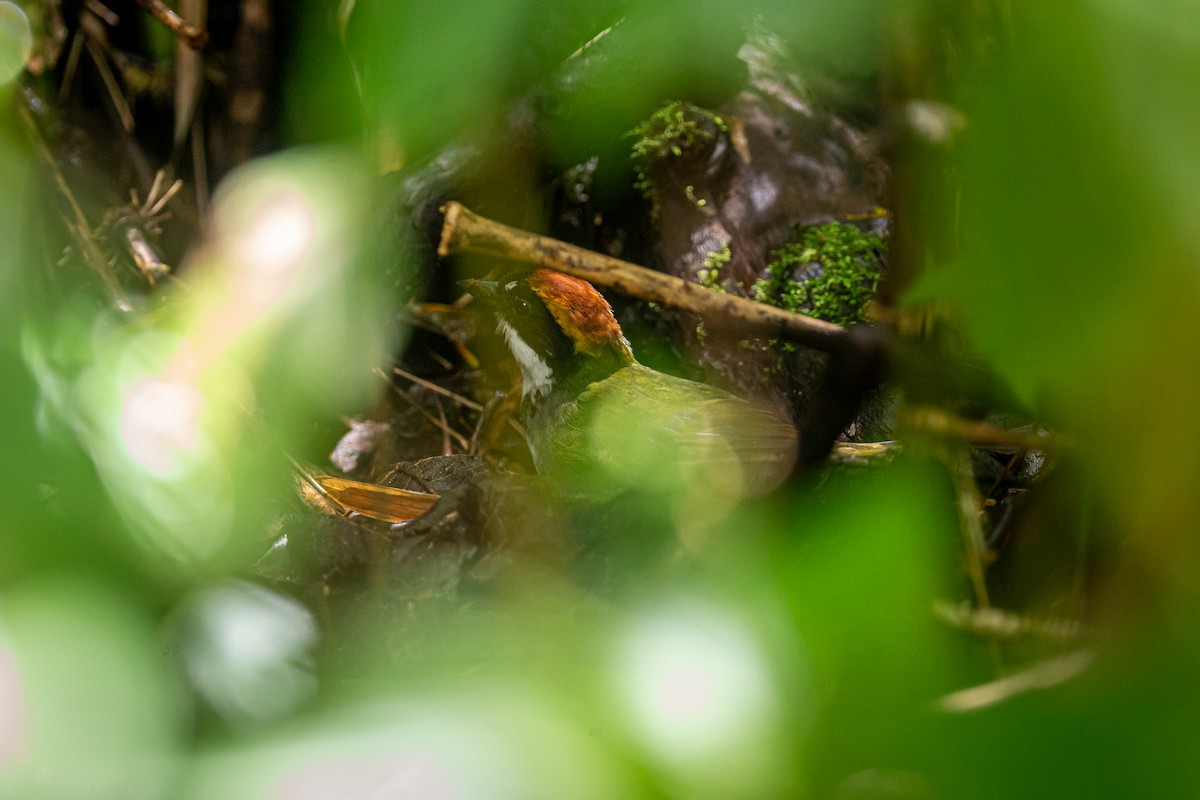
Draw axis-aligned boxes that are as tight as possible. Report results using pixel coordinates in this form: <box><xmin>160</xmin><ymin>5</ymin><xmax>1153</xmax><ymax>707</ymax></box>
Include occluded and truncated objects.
<box><xmin>466</xmin><ymin>269</ymin><xmax>635</xmax><ymax>403</ymax></box>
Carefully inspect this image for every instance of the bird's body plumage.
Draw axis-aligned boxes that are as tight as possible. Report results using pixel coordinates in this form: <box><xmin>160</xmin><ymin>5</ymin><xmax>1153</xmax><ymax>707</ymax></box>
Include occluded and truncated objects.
<box><xmin>473</xmin><ymin>269</ymin><xmax>797</xmax><ymax>497</ymax></box>
<box><xmin>527</xmin><ymin>362</ymin><xmax>797</xmax><ymax>495</ymax></box>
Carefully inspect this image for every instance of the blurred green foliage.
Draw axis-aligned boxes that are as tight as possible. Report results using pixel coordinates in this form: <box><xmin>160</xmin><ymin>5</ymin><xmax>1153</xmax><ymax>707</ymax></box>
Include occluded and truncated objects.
<box><xmin>0</xmin><ymin>0</ymin><xmax>1199</xmax><ymax>798</ymax></box>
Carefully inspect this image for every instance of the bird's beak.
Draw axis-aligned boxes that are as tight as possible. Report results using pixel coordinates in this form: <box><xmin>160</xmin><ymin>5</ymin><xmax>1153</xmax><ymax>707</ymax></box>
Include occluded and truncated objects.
<box><xmin>457</xmin><ymin>278</ymin><xmax>500</xmax><ymax>300</ymax></box>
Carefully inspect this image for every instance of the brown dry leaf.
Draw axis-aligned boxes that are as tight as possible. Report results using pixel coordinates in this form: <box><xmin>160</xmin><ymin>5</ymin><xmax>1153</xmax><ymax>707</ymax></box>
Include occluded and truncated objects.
<box><xmin>314</xmin><ymin>475</ymin><xmax>440</xmax><ymax>523</ymax></box>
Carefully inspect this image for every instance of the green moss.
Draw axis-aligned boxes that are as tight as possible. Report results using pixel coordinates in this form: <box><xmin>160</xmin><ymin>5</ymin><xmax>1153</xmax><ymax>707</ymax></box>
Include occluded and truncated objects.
<box><xmin>628</xmin><ymin>101</ymin><xmax>727</xmax><ymax>211</ymax></box>
<box><xmin>698</xmin><ymin>244</ymin><xmax>731</xmax><ymax>291</ymax></box>
<box><xmin>684</xmin><ymin>184</ymin><xmax>712</xmax><ymax>213</ymax></box>
<box><xmin>753</xmin><ymin>221</ymin><xmax>885</xmax><ymax>326</ymax></box>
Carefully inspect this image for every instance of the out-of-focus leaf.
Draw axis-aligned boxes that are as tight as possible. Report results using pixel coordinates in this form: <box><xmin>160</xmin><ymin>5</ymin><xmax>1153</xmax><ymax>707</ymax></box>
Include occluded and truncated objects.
<box><xmin>185</xmin><ymin>685</ymin><xmax>633</xmax><ymax>800</ymax></box>
<box><xmin>604</xmin><ymin>595</ymin><xmax>803</xmax><ymax>797</ymax></box>
<box><xmin>0</xmin><ymin>576</ymin><xmax>185</xmax><ymax>799</ymax></box>
<box><xmin>920</xmin><ymin>4</ymin><xmax>1200</xmax><ymax>541</ymax></box>
<box><xmin>771</xmin><ymin>458</ymin><xmax>959</xmax><ymax>790</ymax></box>
<box><xmin>169</xmin><ymin>580</ymin><xmax>318</xmax><ymax>727</ymax></box>
<box><xmin>23</xmin><ymin>148</ymin><xmax>401</xmax><ymax>570</ymax></box>
<box><xmin>348</xmin><ymin>0</ymin><xmax>532</xmax><ymax>161</ymax></box>
<box><xmin>0</xmin><ymin>2</ymin><xmax>31</xmax><ymax>84</ymax></box>
<box><xmin>900</xmin><ymin>8</ymin><xmax>1200</xmax><ymax>793</ymax></box>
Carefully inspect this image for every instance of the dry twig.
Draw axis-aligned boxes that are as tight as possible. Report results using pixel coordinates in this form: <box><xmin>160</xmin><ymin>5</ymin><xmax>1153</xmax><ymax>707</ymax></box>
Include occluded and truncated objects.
<box><xmin>933</xmin><ymin>599</ymin><xmax>1083</xmax><ymax>641</ymax></box>
<box><xmin>935</xmin><ymin>649</ymin><xmax>1093</xmax><ymax>713</ymax></box>
<box><xmin>393</xmin><ymin>366</ymin><xmax>483</xmax><ymax>412</ymax></box>
<box><xmin>18</xmin><ymin>91</ymin><xmax>133</xmax><ymax>311</ymax></box>
<box><xmin>903</xmin><ymin>406</ymin><xmax>1053</xmax><ymax>452</ymax></box>
<box><xmin>133</xmin><ymin>0</ymin><xmax>209</xmax><ymax>49</ymax></box>
<box><xmin>374</xmin><ymin>368</ymin><xmax>471</xmax><ymax>452</ymax></box>
<box><xmin>438</xmin><ymin>202</ymin><xmax>849</xmax><ymax>352</ymax></box>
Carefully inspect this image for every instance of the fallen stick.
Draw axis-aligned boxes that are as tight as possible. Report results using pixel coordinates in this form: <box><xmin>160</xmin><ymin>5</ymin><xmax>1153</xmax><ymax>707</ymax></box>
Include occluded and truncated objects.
<box><xmin>438</xmin><ymin>201</ymin><xmax>849</xmax><ymax>352</ymax></box>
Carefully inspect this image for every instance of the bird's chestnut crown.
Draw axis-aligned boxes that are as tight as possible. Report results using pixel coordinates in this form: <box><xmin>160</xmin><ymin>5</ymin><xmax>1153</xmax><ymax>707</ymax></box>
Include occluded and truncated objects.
<box><xmin>527</xmin><ymin>269</ymin><xmax>634</xmax><ymax>363</ymax></box>
<box><xmin>471</xmin><ymin>269</ymin><xmax>635</xmax><ymax>403</ymax></box>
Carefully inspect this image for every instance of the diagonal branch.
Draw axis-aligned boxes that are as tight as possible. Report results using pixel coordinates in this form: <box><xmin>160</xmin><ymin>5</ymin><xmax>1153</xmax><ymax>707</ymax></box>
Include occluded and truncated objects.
<box><xmin>438</xmin><ymin>201</ymin><xmax>851</xmax><ymax>353</ymax></box>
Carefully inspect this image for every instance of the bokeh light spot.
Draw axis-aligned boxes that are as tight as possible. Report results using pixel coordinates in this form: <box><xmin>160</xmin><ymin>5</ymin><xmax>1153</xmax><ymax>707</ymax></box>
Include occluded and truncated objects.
<box><xmin>119</xmin><ymin>375</ymin><xmax>203</xmax><ymax>475</ymax></box>
<box><xmin>175</xmin><ymin>581</ymin><xmax>318</xmax><ymax>726</ymax></box>
<box><xmin>0</xmin><ymin>648</ymin><xmax>25</xmax><ymax>765</ymax></box>
<box><xmin>0</xmin><ymin>2</ymin><xmax>31</xmax><ymax>85</ymax></box>
<box><xmin>615</xmin><ymin>600</ymin><xmax>777</xmax><ymax>763</ymax></box>
<box><xmin>234</xmin><ymin>188</ymin><xmax>317</xmax><ymax>281</ymax></box>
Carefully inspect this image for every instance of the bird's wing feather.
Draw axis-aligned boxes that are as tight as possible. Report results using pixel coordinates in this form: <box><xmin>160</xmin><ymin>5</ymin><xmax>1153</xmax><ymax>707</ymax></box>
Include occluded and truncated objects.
<box><xmin>534</xmin><ymin>364</ymin><xmax>797</xmax><ymax>496</ymax></box>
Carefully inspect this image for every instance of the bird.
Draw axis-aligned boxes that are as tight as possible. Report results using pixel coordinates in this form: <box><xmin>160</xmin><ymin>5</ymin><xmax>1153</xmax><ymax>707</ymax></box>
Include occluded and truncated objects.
<box><xmin>466</xmin><ymin>268</ymin><xmax>798</xmax><ymax>499</ymax></box>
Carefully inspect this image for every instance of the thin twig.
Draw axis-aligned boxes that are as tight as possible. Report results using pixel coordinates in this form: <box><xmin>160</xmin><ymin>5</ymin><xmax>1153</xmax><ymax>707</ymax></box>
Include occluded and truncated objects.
<box><xmin>18</xmin><ymin>92</ymin><xmax>133</xmax><ymax>311</ymax></box>
<box><xmin>829</xmin><ymin>441</ymin><xmax>900</xmax><ymax>463</ymax></box>
<box><xmin>935</xmin><ymin>649</ymin><xmax>1093</xmax><ymax>713</ymax></box>
<box><xmin>950</xmin><ymin>447</ymin><xmax>993</xmax><ymax>611</ymax></box>
<box><xmin>435</xmin><ymin>398</ymin><xmax>452</xmax><ymax>456</ymax></box>
<box><xmin>566</xmin><ymin>20</ymin><xmax>620</xmax><ymax>61</ymax></box>
<box><xmin>438</xmin><ymin>202</ymin><xmax>849</xmax><ymax>352</ymax></box>
<box><xmin>84</xmin><ymin>0</ymin><xmax>120</xmax><ymax>26</ymax></box>
<box><xmin>174</xmin><ymin>0</ymin><xmax>205</xmax><ymax>145</ymax></box>
<box><xmin>468</xmin><ymin>401</ymin><xmax>489</xmax><ymax>456</ymax></box>
<box><xmin>393</xmin><ymin>366</ymin><xmax>484</xmax><ymax>412</ymax></box>
<box><xmin>982</xmin><ymin>451</ymin><xmax>1023</xmax><ymax>504</ymax></box>
<box><xmin>932</xmin><ymin>599</ymin><xmax>1083</xmax><ymax>641</ymax></box>
<box><xmin>84</xmin><ymin>35</ymin><xmax>134</xmax><ymax>132</ymax></box>
<box><xmin>904</xmin><ymin>406</ymin><xmax>1053</xmax><ymax>452</ymax></box>
<box><xmin>140</xmin><ymin>170</ymin><xmax>163</xmax><ymax>211</ymax></box>
<box><xmin>286</xmin><ymin>453</ymin><xmax>348</xmax><ymax>516</ymax></box>
<box><xmin>58</xmin><ymin>30</ymin><xmax>84</xmax><ymax>101</ymax></box>
<box><xmin>403</xmin><ymin>301</ymin><xmax>482</xmax><ymax>368</ymax></box>
<box><xmin>381</xmin><ymin>372</ymin><xmax>471</xmax><ymax>452</ymax></box>
<box><xmin>144</xmin><ymin>174</ymin><xmax>184</xmax><ymax>217</ymax></box>
<box><xmin>133</xmin><ymin>0</ymin><xmax>209</xmax><ymax>49</ymax></box>
<box><xmin>191</xmin><ymin>116</ymin><xmax>208</xmax><ymax>209</ymax></box>
<box><xmin>379</xmin><ymin>463</ymin><xmax>438</xmax><ymax>495</ymax></box>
